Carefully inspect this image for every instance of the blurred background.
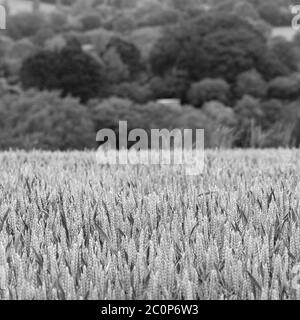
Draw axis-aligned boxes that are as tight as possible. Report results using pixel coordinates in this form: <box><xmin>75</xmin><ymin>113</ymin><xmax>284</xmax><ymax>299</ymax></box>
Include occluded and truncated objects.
<box><xmin>0</xmin><ymin>0</ymin><xmax>300</xmax><ymax>150</ymax></box>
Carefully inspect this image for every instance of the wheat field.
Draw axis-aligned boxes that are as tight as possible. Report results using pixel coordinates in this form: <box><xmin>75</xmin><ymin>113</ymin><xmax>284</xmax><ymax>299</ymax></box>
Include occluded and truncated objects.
<box><xmin>0</xmin><ymin>150</ymin><xmax>300</xmax><ymax>300</ymax></box>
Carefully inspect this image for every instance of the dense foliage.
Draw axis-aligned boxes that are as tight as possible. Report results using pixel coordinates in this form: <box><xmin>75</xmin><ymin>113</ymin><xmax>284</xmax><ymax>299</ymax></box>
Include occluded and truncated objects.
<box><xmin>20</xmin><ymin>41</ymin><xmax>105</xmax><ymax>103</ymax></box>
<box><xmin>0</xmin><ymin>0</ymin><xmax>300</xmax><ymax>149</ymax></box>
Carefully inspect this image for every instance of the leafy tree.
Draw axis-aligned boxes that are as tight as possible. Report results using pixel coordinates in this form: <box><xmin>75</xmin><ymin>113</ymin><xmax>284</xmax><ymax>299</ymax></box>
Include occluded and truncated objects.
<box><xmin>286</xmin><ymin>99</ymin><xmax>300</xmax><ymax>146</ymax></box>
<box><xmin>257</xmin><ymin>3</ymin><xmax>291</xmax><ymax>26</ymax></box>
<box><xmin>79</xmin><ymin>12</ymin><xmax>102</xmax><ymax>31</ymax></box>
<box><xmin>150</xmin><ymin>13</ymin><xmax>286</xmax><ymax>83</ymax></box>
<box><xmin>10</xmin><ymin>39</ymin><xmax>37</xmax><ymax>61</ymax></box>
<box><xmin>20</xmin><ymin>41</ymin><xmax>105</xmax><ymax>103</ymax></box>
<box><xmin>234</xmin><ymin>94</ymin><xmax>263</xmax><ymax>121</ymax></box>
<box><xmin>106</xmin><ymin>37</ymin><xmax>144</xmax><ymax>77</ymax></box>
<box><xmin>260</xmin><ymin>99</ymin><xmax>285</xmax><ymax>128</ymax></box>
<box><xmin>101</xmin><ymin>47</ymin><xmax>129</xmax><ymax>84</ymax></box>
<box><xmin>136</xmin><ymin>7</ymin><xmax>179</xmax><ymax>27</ymax></box>
<box><xmin>48</xmin><ymin>12</ymin><xmax>68</xmax><ymax>32</ymax></box>
<box><xmin>6</xmin><ymin>12</ymin><xmax>47</xmax><ymax>40</ymax></box>
<box><xmin>149</xmin><ymin>70</ymin><xmax>190</xmax><ymax>101</ymax></box>
<box><xmin>90</xmin><ymin>97</ymin><xmax>214</xmax><ymax>148</ymax></box>
<box><xmin>111</xmin><ymin>13</ymin><xmax>137</xmax><ymax>32</ymax></box>
<box><xmin>234</xmin><ymin>94</ymin><xmax>263</xmax><ymax>147</ymax></box>
<box><xmin>32</xmin><ymin>27</ymin><xmax>55</xmax><ymax>47</ymax></box>
<box><xmin>270</xmin><ymin>38</ymin><xmax>298</xmax><ymax>73</ymax></box>
<box><xmin>113</xmin><ymin>81</ymin><xmax>153</xmax><ymax>103</ymax></box>
<box><xmin>233</xmin><ymin>1</ymin><xmax>260</xmax><ymax>21</ymax></box>
<box><xmin>187</xmin><ymin>78</ymin><xmax>230</xmax><ymax>108</ymax></box>
<box><xmin>45</xmin><ymin>35</ymin><xmax>67</xmax><ymax>51</ymax></box>
<box><xmin>86</xmin><ymin>28</ymin><xmax>115</xmax><ymax>56</ymax></box>
<box><xmin>0</xmin><ymin>36</ymin><xmax>13</xmax><ymax>76</ymax></box>
<box><xmin>202</xmin><ymin>100</ymin><xmax>237</xmax><ymax>127</ymax></box>
<box><xmin>129</xmin><ymin>26</ymin><xmax>163</xmax><ymax>59</ymax></box>
<box><xmin>267</xmin><ymin>76</ymin><xmax>300</xmax><ymax>100</ymax></box>
<box><xmin>168</xmin><ymin>0</ymin><xmax>199</xmax><ymax>12</ymax></box>
<box><xmin>235</xmin><ymin>69</ymin><xmax>267</xmax><ymax>98</ymax></box>
<box><xmin>0</xmin><ymin>90</ymin><xmax>95</xmax><ymax>150</ymax></box>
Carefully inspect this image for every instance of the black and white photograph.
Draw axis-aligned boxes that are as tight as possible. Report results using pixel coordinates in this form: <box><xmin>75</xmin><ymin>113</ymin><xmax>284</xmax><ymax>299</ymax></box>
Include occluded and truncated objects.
<box><xmin>0</xmin><ymin>0</ymin><xmax>300</xmax><ymax>307</ymax></box>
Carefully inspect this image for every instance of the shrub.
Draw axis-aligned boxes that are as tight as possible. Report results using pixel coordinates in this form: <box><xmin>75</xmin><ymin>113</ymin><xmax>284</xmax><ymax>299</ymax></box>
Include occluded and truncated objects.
<box><xmin>79</xmin><ymin>12</ymin><xmax>102</xmax><ymax>31</ymax></box>
<box><xmin>202</xmin><ymin>101</ymin><xmax>237</xmax><ymax>127</ymax></box>
<box><xmin>234</xmin><ymin>95</ymin><xmax>263</xmax><ymax>147</ymax></box>
<box><xmin>260</xmin><ymin>99</ymin><xmax>285</xmax><ymax>129</ymax></box>
<box><xmin>267</xmin><ymin>76</ymin><xmax>300</xmax><ymax>100</ymax></box>
<box><xmin>0</xmin><ymin>90</ymin><xmax>95</xmax><ymax>150</ymax></box>
<box><xmin>235</xmin><ymin>69</ymin><xmax>267</xmax><ymax>99</ymax></box>
<box><xmin>6</xmin><ymin>12</ymin><xmax>47</xmax><ymax>40</ymax></box>
<box><xmin>149</xmin><ymin>12</ymin><xmax>287</xmax><ymax>83</ymax></box>
<box><xmin>45</xmin><ymin>35</ymin><xmax>67</xmax><ymax>51</ymax></box>
<box><xmin>48</xmin><ymin>11</ymin><xmax>68</xmax><ymax>32</ymax></box>
<box><xmin>113</xmin><ymin>82</ymin><xmax>153</xmax><ymax>103</ymax></box>
<box><xmin>85</xmin><ymin>28</ymin><xmax>115</xmax><ymax>55</ymax></box>
<box><xmin>101</xmin><ymin>47</ymin><xmax>129</xmax><ymax>84</ymax></box>
<box><xmin>136</xmin><ymin>7</ymin><xmax>179</xmax><ymax>27</ymax></box>
<box><xmin>149</xmin><ymin>70</ymin><xmax>190</xmax><ymax>101</ymax></box>
<box><xmin>187</xmin><ymin>78</ymin><xmax>230</xmax><ymax>108</ymax></box>
<box><xmin>0</xmin><ymin>36</ymin><xmax>14</xmax><ymax>59</ymax></box>
<box><xmin>31</xmin><ymin>27</ymin><xmax>55</xmax><ymax>47</ymax></box>
<box><xmin>286</xmin><ymin>100</ymin><xmax>300</xmax><ymax>146</ymax></box>
<box><xmin>10</xmin><ymin>39</ymin><xmax>37</xmax><ymax>61</ymax></box>
<box><xmin>233</xmin><ymin>1</ymin><xmax>260</xmax><ymax>21</ymax></box>
<box><xmin>257</xmin><ymin>3</ymin><xmax>291</xmax><ymax>26</ymax></box>
<box><xmin>106</xmin><ymin>37</ymin><xmax>144</xmax><ymax>77</ymax></box>
<box><xmin>110</xmin><ymin>13</ymin><xmax>137</xmax><ymax>33</ymax></box>
<box><xmin>270</xmin><ymin>38</ymin><xmax>298</xmax><ymax>73</ymax></box>
<box><xmin>234</xmin><ymin>95</ymin><xmax>263</xmax><ymax>121</ymax></box>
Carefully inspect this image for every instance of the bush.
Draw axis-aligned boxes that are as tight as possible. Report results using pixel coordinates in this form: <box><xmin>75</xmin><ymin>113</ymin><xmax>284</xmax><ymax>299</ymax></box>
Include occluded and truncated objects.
<box><xmin>234</xmin><ymin>95</ymin><xmax>263</xmax><ymax>121</ymax></box>
<box><xmin>136</xmin><ymin>7</ymin><xmax>179</xmax><ymax>27</ymax></box>
<box><xmin>233</xmin><ymin>2</ymin><xmax>260</xmax><ymax>21</ymax></box>
<box><xmin>45</xmin><ymin>35</ymin><xmax>67</xmax><ymax>51</ymax></box>
<box><xmin>31</xmin><ymin>27</ymin><xmax>55</xmax><ymax>47</ymax></box>
<box><xmin>20</xmin><ymin>41</ymin><xmax>106</xmax><ymax>103</ymax></box>
<box><xmin>110</xmin><ymin>13</ymin><xmax>137</xmax><ymax>33</ymax></box>
<box><xmin>149</xmin><ymin>70</ymin><xmax>190</xmax><ymax>101</ymax></box>
<box><xmin>149</xmin><ymin>12</ymin><xmax>287</xmax><ymax>83</ymax></box>
<box><xmin>235</xmin><ymin>69</ymin><xmax>267</xmax><ymax>99</ymax></box>
<box><xmin>202</xmin><ymin>101</ymin><xmax>237</xmax><ymax>127</ymax></box>
<box><xmin>257</xmin><ymin>3</ymin><xmax>291</xmax><ymax>26</ymax></box>
<box><xmin>113</xmin><ymin>82</ymin><xmax>153</xmax><ymax>103</ymax></box>
<box><xmin>7</xmin><ymin>12</ymin><xmax>47</xmax><ymax>40</ymax></box>
<box><xmin>0</xmin><ymin>90</ymin><xmax>95</xmax><ymax>150</ymax></box>
<box><xmin>48</xmin><ymin>12</ymin><xmax>68</xmax><ymax>32</ymax></box>
<box><xmin>270</xmin><ymin>38</ymin><xmax>298</xmax><ymax>73</ymax></box>
<box><xmin>187</xmin><ymin>78</ymin><xmax>230</xmax><ymax>108</ymax></box>
<box><xmin>79</xmin><ymin>12</ymin><xmax>102</xmax><ymax>31</ymax></box>
<box><xmin>10</xmin><ymin>39</ymin><xmax>37</xmax><ymax>61</ymax></box>
<box><xmin>267</xmin><ymin>76</ymin><xmax>300</xmax><ymax>100</ymax></box>
<box><xmin>0</xmin><ymin>36</ymin><xmax>14</xmax><ymax>59</ymax></box>
<box><xmin>101</xmin><ymin>47</ymin><xmax>129</xmax><ymax>84</ymax></box>
<box><xmin>260</xmin><ymin>99</ymin><xmax>285</xmax><ymax>128</ymax></box>
<box><xmin>85</xmin><ymin>28</ymin><xmax>115</xmax><ymax>55</ymax></box>
<box><xmin>106</xmin><ymin>37</ymin><xmax>144</xmax><ymax>77</ymax></box>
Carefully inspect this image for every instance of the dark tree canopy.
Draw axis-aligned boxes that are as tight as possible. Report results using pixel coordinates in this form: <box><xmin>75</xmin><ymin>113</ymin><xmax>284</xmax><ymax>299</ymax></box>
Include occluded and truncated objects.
<box><xmin>150</xmin><ymin>13</ymin><xmax>287</xmax><ymax>84</ymax></box>
<box><xmin>20</xmin><ymin>41</ymin><xmax>105</xmax><ymax>103</ymax></box>
<box><xmin>106</xmin><ymin>37</ymin><xmax>144</xmax><ymax>78</ymax></box>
